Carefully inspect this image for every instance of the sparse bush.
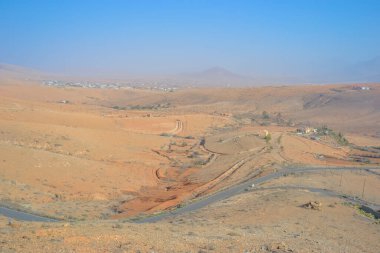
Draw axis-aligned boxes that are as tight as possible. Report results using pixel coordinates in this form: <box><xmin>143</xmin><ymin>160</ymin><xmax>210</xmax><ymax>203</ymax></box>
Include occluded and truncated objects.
<box><xmin>193</xmin><ymin>159</ymin><xmax>207</xmax><ymax>166</ymax></box>
<box><xmin>262</xmin><ymin>111</ymin><xmax>270</xmax><ymax>119</ymax></box>
<box><xmin>317</xmin><ymin>125</ymin><xmax>330</xmax><ymax>135</ymax></box>
<box><xmin>316</xmin><ymin>126</ymin><xmax>349</xmax><ymax>146</ymax></box>
<box><xmin>334</xmin><ymin>132</ymin><xmax>349</xmax><ymax>146</ymax></box>
<box><xmin>128</xmin><ymin>102</ymin><xmax>171</xmax><ymax>110</ymax></box>
<box><xmin>112</xmin><ymin>105</ymin><xmax>126</xmax><ymax>110</ymax></box>
<box><xmin>112</xmin><ymin>223</ymin><xmax>123</xmax><ymax>229</ymax></box>
<box><xmin>356</xmin><ymin>207</ymin><xmax>376</xmax><ymax>219</ymax></box>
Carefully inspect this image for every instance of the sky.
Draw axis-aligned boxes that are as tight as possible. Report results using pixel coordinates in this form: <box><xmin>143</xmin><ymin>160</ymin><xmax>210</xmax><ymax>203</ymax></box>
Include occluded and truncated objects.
<box><xmin>0</xmin><ymin>0</ymin><xmax>379</xmax><ymax>82</ymax></box>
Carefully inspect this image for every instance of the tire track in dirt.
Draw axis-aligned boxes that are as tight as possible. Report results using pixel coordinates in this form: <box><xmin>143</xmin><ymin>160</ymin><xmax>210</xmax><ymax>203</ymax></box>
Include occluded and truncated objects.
<box><xmin>199</xmin><ymin>143</ymin><xmax>227</xmax><ymax>155</ymax></box>
<box><xmin>192</xmin><ymin>147</ymin><xmax>267</xmax><ymax>198</ymax></box>
<box><xmin>167</xmin><ymin>120</ymin><xmax>183</xmax><ymax>135</ymax></box>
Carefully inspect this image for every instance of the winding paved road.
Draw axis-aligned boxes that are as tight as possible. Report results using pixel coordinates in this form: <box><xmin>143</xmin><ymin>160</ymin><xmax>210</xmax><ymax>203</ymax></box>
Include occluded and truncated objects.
<box><xmin>0</xmin><ymin>206</ymin><xmax>57</xmax><ymax>222</ymax></box>
<box><xmin>134</xmin><ymin>166</ymin><xmax>380</xmax><ymax>223</ymax></box>
<box><xmin>1</xmin><ymin>166</ymin><xmax>379</xmax><ymax>223</ymax></box>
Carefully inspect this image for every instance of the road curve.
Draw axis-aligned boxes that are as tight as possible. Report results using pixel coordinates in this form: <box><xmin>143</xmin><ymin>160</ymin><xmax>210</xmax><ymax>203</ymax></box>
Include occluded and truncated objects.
<box><xmin>0</xmin><ymin>206</ymin><xmax>58</xmax><ymax>222</ymax></box>
<box><xmin>134</xmin><ymin>166</ymin><xmax>380</xmax><ymax>223</ymax></box>
<box><xmin>1</xmin><ymin>166</ymin><xmax>379</xmax><ymax>223</ymax></box>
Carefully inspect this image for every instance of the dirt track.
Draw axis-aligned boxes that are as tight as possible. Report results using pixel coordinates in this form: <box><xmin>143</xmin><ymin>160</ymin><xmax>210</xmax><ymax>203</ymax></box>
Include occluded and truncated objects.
<box><xmin>168</xmin><ymin>120</ymin><xmax>183</xmax><ymax>135</ymax></box>
<box><xmin>192</xmin><ymin>147</ymin><xmax>267</xmax><ymax>197</ymax></box>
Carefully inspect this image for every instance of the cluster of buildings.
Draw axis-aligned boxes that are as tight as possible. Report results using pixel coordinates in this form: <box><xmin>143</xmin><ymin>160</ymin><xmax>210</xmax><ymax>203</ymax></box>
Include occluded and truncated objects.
<box><xmin>296</xmin><ymin>127</ymin><xmax>321</xmax><ymax>140</ymax></box>
<box><xmin>43</xmin><ymin>80</ymin><xmax>122</xmax><ymax>89</ymax></box>
<box><xmin>296</xmin><ymin>127</ymin><xmax>318</xmax><ymax>135</ymax></box>
<box><xmin>134</xmin><ymin>84</ymin><xmax>178</xmax><ymax>92</ymax></box>
<box><xmin>42</xmin><ymin>80</ymin><xmax>179</xmax><ymax>92</ymax></box>
<box><xmin>352</xmin><ymin>85</ymin><xmax>371</xmax><ymax>91</ymax></box>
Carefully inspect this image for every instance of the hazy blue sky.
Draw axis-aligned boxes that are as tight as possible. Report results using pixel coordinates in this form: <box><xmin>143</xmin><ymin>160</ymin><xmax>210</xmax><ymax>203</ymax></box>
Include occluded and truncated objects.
<box><xmin>1</xmin><ymin>0</ymin><xmax>379</xmax><ymax>80</ymax></box>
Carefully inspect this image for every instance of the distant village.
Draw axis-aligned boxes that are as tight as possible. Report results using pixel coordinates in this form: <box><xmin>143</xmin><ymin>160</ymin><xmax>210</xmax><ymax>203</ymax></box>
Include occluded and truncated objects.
<box><xmin>42</xmin><ymin>80</ymin><xmax>179</xmax><ymax>92</ymax></box>
<box><xmin>351</xmin><ymin>85</ymin><xmax>371</xmax><ymax>91</ymax></box>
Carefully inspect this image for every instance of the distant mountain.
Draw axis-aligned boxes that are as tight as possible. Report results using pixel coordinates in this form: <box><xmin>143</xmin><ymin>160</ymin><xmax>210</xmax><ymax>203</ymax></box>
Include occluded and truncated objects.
<box><xmin>3</xmin><ymin>60</ymin><xmax>378</xmax><ymax>88</ymax></box>
<box><xmin>178</xmin><ymin>67</ymin><xmax>254</xmax><ymax>87</ymax></box>
<box><xmin>189</xmin><ymin>67</ymin><xmax>244</xmax><ymax>79</ymax></box>
<box><xmin>0</xmin><ymin>63</ymin><xmax>48</xmax><ymax>83</ymax></box>
<box><xmin>0</xmin><ymin>63</ymin><xmax>42</xmax><ymax>74</ymax></box>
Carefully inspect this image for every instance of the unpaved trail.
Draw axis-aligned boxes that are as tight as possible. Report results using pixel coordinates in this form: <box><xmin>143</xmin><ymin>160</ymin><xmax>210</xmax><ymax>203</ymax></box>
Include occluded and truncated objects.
<box><xmin>168</xmin><ymin>120</ymin><xmax>183</xmax><ymax>135</ymax></box>
<box><xmin>192</xmin><ymin>147</ymin><xmax>267</xmax><ymax>198</ymax></box>
<box><xmin>199</xmin><ymin>143</ymin><xmax>227</xmax><ymax>155</ymax></box>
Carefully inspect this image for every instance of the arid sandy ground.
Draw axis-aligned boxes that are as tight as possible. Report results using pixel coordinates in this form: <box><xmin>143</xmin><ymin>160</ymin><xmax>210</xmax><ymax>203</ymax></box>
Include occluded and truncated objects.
<box><xmin>0</xmin><ymin>76</ymin><xmax>379</xmax><ymax>252</ymax></box>
<box><xmin>1</xmin><ymin>180</ymin><xmax>379</xmax><ymax>252</ymax></box>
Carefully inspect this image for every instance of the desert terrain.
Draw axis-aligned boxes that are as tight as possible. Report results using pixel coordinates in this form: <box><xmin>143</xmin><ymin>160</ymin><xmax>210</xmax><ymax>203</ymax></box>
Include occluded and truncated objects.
<box><xmin>0</xmin><ymin>70</ymin><xmax>379</xmax><ymax>252</ymax></box>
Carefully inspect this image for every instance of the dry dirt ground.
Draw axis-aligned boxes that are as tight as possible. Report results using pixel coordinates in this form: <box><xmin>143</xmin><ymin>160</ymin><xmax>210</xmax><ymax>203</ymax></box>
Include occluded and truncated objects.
<box><xmin>0</xmin><ymin>79</ymin><xmax>379</xmax><ymax>252</ymax></box>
